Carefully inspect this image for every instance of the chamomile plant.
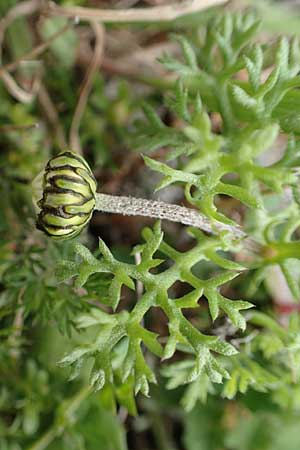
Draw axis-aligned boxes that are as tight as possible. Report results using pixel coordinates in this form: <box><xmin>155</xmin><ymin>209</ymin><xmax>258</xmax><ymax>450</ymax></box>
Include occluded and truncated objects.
<box><xmin>32</xmin><ymin>12</ymin><xmax>300</xmax><ymax>414</ymax></box>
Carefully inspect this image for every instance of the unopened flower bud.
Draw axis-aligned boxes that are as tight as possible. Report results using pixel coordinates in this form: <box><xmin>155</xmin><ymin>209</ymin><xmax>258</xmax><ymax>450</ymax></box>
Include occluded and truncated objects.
<box><xmin>36</xmin><ymin>151</ymin><xmax>97</xmax><ymax>239</ymax></box>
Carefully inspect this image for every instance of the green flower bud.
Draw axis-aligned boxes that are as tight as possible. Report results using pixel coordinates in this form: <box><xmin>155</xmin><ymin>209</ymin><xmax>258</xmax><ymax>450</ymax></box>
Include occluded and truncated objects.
<box><xmin>36</xmin><ymin>151</ymin><xmax>97</xmax><ymax>240</ymax></box>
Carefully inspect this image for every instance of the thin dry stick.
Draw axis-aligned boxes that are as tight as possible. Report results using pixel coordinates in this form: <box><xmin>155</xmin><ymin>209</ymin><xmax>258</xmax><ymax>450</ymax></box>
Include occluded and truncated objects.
<box><xmin>38</xmin><ymin>82</ymin><xmax>68</xmax><ymax>149</ymax></box>
<box><xmin>0</xmin><ymin>69</ymin><xmax>40</xmax><ymax>103</ymax></box>
<box><xmin>69</xmin><ymin>21</ymin><xmax>104</xmax><ymax>153</ymax></box>
<box><xmin>0</xmin><ymin>0</ymin><xmax>41</xmax><ymax>104</ymax></box>
<box><xmin>0</xmin><ymin>20</ymin><xmax>75</xmax><ymax>74</ymax></box>
<box><xmin>0</xmin><ymin>0</ymin><xmax>43</xmax><ymax>104</ymax></box>
<box><xmin>46</xmin><ymin>0</ymin><xmax>227</xmax><ymax>23</ymax></box>
<box><xmin>0</xmin><ymin>123</ymin><xmax>38</xmax><ymax>132</ymax></box>
<box><xmin>0</xmin><ymin>0</ymin><xmax>40</xmax><ymax>62</ymax></box>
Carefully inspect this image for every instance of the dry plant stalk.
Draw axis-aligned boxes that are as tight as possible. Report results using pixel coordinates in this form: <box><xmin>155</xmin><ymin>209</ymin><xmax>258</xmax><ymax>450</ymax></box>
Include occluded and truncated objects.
<box><xmin>46</xmin><ymin>0</ymin><xmax>227</xmax><ymax>23</ymax></box>
<box><xmin>0</xmin><ymin>20</ymin><xmax>74</xmax><ymax>74</ymax></box>
<box><xmin>0</xmin><ymin>1</ymin><xmax>73</xmax><ymax>105</ymax></box>
<box><xmin>38</xmin><ymin>82</ymin><xmax>68</xmax><ymax>149</ymax></box>
<box><xmin>0</xmin><ymin>69</ymin><xmax>40</xmax><ymax>103</ymax></box>
<box><xmin>0</xmin><ymin>0</ymin><xmax>40</xmax><ymax>61</ymax></box>
<box><xmin>69</xmin><ymin>21</ymin><xmax>105</xmax><ymax>153</ymax></box>
<box><xmin>0</xmin><ymin>123</ymin><xmax>38</xmax><ymax>132</ymax></box>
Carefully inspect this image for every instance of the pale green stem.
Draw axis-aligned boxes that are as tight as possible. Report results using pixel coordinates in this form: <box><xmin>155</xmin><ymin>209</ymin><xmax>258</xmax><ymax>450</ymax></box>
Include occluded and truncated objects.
<box><xmin>27</xmin><ymin>428</ymin><xmax>59</xmax><ymax>450</ymax></box>
<box><xmin>95</xmin><ymin>192</ymin><xmax>246</xmax><ymax>239</ymax></box>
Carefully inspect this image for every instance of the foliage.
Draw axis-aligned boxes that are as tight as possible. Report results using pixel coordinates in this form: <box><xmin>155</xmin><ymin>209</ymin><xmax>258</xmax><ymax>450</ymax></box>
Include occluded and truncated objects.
<box><xmin>57</xmin><ymin>224</ymin><xmax>250</xmax><ymax>402</ymax></box>
<box><xmin>55</xmin><ymin>11</ymin><xmax>300</xmax><ymax>409</ymax></box>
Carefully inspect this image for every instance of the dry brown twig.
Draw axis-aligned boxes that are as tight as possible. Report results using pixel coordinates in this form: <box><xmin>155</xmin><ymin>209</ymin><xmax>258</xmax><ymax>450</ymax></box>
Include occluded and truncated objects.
<box><xmin>0</xmin><ymin>0</ymin><xmax>42</xmax><ymax>103</ymax></box>
<box><xmin>0</xmin><ymin>69</ymin><xmax>41</xmax><ymax>103</ymax></box>
<box><xmin>69</xmin><ymin>21</ymin><xmax>105</xmax><ymax>153</ymax></box>
<box><xmin>46</xmin><ymin>0</ymin><xmax>227</xmax><ymax>23</ymax></box>
<box><xmin>0</xmin><ymin>123</ymin><xmax>38</xmax><ymax>132</ymax></box>
<box><xmin>0</xmin><ymin>3</ymin><xmax>76</xmax><ymax>106</ymax></box>
<box><xmin>0</xmin><ymin>20</ymin><xmax>75</xmax><ymax>75</ymax></box>
<box><xmin>38</xmin><ymin>82</ymin><xmax>68</xmax><ymax>149</ymax></box>
<box><xmin>0</xmin><ymin>0</ymin><xmax>40</xmax><ymax>62</ymax></box>
<box><xmin>0</xmin><ymin>4</ymin><xmax>74</xmax><ymax>105</ymax></box>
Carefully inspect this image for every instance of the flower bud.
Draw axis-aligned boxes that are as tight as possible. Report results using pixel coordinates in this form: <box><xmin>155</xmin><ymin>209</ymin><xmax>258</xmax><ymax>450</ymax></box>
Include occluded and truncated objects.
<box><xmin>36</xmin><ymin>151</ymin><xmax>97</xmax><ymax>239</ymax></box>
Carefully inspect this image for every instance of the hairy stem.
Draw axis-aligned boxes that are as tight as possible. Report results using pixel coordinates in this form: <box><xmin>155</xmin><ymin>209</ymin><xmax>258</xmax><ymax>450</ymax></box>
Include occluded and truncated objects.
<box><xmin>95</xmin><ymin>193</ymin><xmax>246</xmax><ymax>239</ymax></box>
